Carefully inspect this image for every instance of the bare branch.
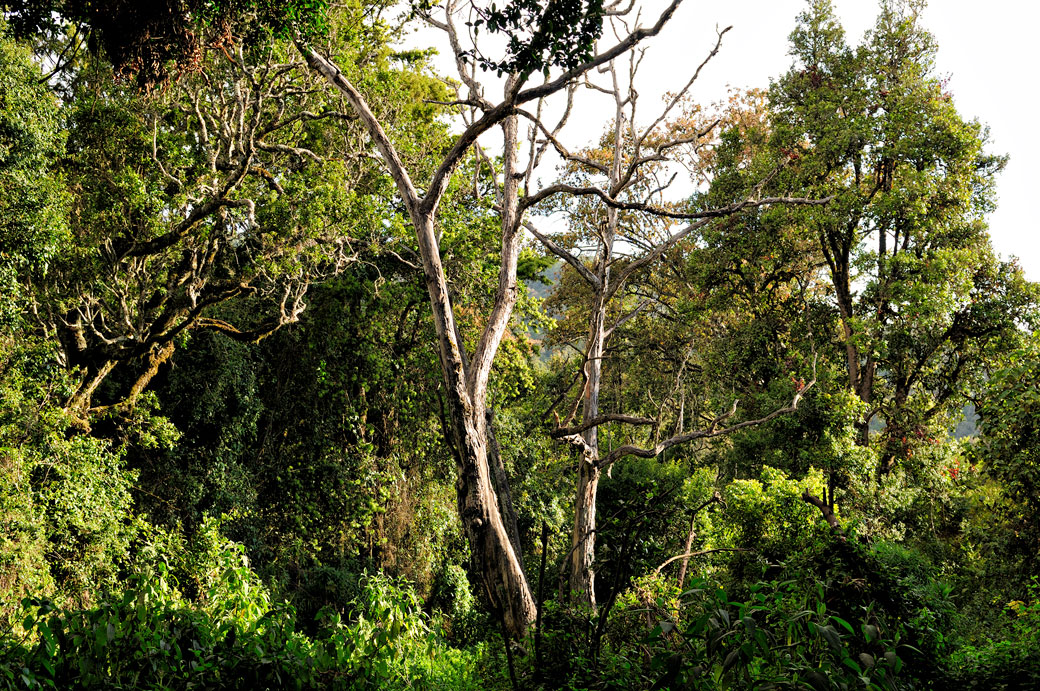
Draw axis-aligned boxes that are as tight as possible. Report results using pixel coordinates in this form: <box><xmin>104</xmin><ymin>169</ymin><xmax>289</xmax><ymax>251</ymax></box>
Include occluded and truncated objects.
<box><xmin>654</xmin><ymin>548</ymin><xmax>750</xmax><ymax>574</ymax></box>
<box><xmin>193</xmin><ymin>316</ymin><xmax>286</xmax><ymax>342</ymax></box>
<box><xmin>467</xmin><ymin>104</ymin><xmax>525</xmax><ymax>407</ymax></box>
<box><xmin>422</xmin><ymin>1</ymin><xmax>492</xmax><ymax>109</ymax></box>
<box><xmin>426</xmin><ymin>98</ymin><xmax>487</xmax><ymax>109</ymax></box>
<box><xmin>551</xmin><ymin>413</ymin><xmax>657</xmax><ymax>438</ymax></box>
<box><xmin>515</xmin><ymin>107</ymin><xmax>609</xmax><ymax>174</ymax></box>
<box><xmin>521</xmin><ymin>178</ymin><xmax>831</xmax><ymax>221</ymax></box>
<box><xmin>629</xmin><ymin>26</ymin><xmax>731</xmax><ymax>168</ymax></box>
<box><xmin>556</xmin><ymin>432</ymin><xmax>597</xmax><ymax>466</ymax></box>
<box><xmin>516</xmin><ymin>0</ymin><xmax>686</xmax><ymax>105</ymax></box>
<box><xmin>522</xmin><ymin>219</ymin><xmax>600</xmax><ymax>289</ymax></box>
<box><xmin>604</xmin><ymin>298</ymin><xmax>651</xmax><ymax>338</ymax></box>
<box><xmin>255</xmin><ymin>141</ymin><xmax>322</xmax><ymax>162</ymax></box>
<box><xmin>530</xmin><ymin>82</ymin><xmax>578</xmax><ymax>173</ymax></box>
<box><xmin>609</xmin><ymin>187</ymin><xmax>833</xmax><ymax>300</ymax></box>
<box><xmin>602</xmin><ymin>0</ymin><xmax>637</xmax><ymax>17</ymax></box>
<box><xmin>597</xmin><ymin>369</ymin><xmax>817</xmax><ymax>469</ymax></box>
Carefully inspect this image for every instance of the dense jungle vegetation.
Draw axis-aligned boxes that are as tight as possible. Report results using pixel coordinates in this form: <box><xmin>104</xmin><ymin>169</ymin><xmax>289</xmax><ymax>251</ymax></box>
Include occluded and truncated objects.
<box><xmin>1</xmin><ymin>0</ymin><xmax>1038</xmax><ymax>688</ymax></box>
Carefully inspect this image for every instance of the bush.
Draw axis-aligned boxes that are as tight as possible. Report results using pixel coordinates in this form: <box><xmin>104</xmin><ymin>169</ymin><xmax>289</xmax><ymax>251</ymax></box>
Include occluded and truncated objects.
<box><xmin>946</xmin><ymin>579</ymin><xmax>1040</xmax><ymax>689</ymax></box>
<box><xmin>606</xmin><ymin>574</ymin><xmax>914</xmax><ymax>690</ymax></box>
<box><xmin>0</xmin><ymin>527</ymin><xmax>481</xmax><ymax>690</ymax></box>
<box><xmin>0</xmin><ymin>341</ymin><xmax>138</xmax><ymax>625</ymax></box>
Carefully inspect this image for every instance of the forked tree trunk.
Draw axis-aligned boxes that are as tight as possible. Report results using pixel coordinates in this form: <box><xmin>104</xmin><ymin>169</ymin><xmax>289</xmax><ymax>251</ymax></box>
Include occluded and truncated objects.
<box><xmin>301</xmin><ymin>42</ymin><xmax>539</xmax><ymax>634</ymax></box>
<box><xmin>450</xmin><ymin>398</ymin><xmax>537</xmax><ymax>633</ymax></box>
<box><xmin>297</xmin><ymin>1</ymin><xmax>694</xmax><ymax>631</ymax></box>
<box><xmin>412</xmin><ymin>207</ymin><xmax>537</xmax><ymax>636</ymax></box>
<box><xmin>568</xmin><ymin>85</ymin><xmax>622</xmax><ymax>609</ymax></box>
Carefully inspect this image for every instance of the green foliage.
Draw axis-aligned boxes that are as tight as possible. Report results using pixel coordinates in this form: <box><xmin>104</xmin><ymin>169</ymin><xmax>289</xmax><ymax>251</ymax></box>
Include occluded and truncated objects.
<box><xmin>638</xmin><ymin>575</ymin><xmax>914</xmax><ymax>690</ymax></box>
<box><xmin>717</xmin><ymin>466</ymin><xmax>830</xmax><ymax>561</ymax></box>
<box><xmin>430</xmin><ymin>564</ymin><xmax>484</xmax><ymax>642</ymax></box>
<box><xmin>0</xmin><ymin>338</ymin><xmax>137</xmax><ymax>626</ymax></box>
<box><xmin>6</xmin><ymin>0</ymin><xmax>331</xmax><ymax>87</ymax></box>
<box><xmin>8</xmin><ymin>2</ymin><xmax>456</xmax><ymax>411</ymax></box>
<box><xmin>534</xmin><ymin>561</ymin><xmax>924</xmax><ymax>690</ymax></box>
<box><xmin>464</xmin><ymin>0</ymin><xmax>605</xmax><ymax>77</ymax></box>
<box><xmin>946</xmin><ymin>579</ymin><xmax>1040</xmax><ymax>689</ymax></box>
<box><xmin>0</xmin><ymin>26</ymin><xmax>68</xmax><ymax>326</ymax></box>
<box><xmin>972</xmin><ymin>334</ymin><xmax>1040</xmax><ymax>513</ymax></box>
<box><xmin>1</xmin><ymin>526</ymin><xmax>481</xmax><ymax>690</ymax></box>
<box><xmin>703</xmin><ymin>0</ymin><xmax>1040</xmax><ymax>487</ymax></box>
<box><xmin>2</xmin><ymin>1</ymin><xmax>1040</xmax><ymax>689</ymax></box>
<box><xmin>594</xmin><ymin>458</ymin><xmax>714</xmax><ymax>585</ymax></box>
<box><xmin>588</xmin><ymin>525</ymin><xmax>968</xmax><ymax>690</ymax></box>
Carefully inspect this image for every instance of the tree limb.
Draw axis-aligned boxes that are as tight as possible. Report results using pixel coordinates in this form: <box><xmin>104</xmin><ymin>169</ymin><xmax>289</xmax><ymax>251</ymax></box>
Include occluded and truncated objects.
<box><xmin>801</xmin><ymin>490</ymin><xmax>845</xmax><ymax>537</ymax></box>
<box><xmin>551</xmin><ymin>413</ymin><xmax>657</xmax><ymax>438</ymax></box>
<box><xmin>297</xmin><ymin>45</ymin><xmax>420</xmax><ymax>211</ymax></box>
<box><xmin>597</xmin><ymin>373</ymin><xmax>817</xmax><ymax>469</ymax></box>
<box><xmin>654</xmin><ymin>548</ymin><xmax>750</xmax><ymax>575</ymax></box>
<box><xmin>523</xmin><ymin>219</ymin><xmax>600</xmax><ymax>289</ymax></box>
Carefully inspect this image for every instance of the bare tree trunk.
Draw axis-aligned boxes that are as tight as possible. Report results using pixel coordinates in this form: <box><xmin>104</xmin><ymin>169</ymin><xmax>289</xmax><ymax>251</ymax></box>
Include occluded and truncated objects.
<box><xmin>569</xmin><ymin>280</ymin><xmax>607</xmax><ymax>608</ymax></box>
<box><xmin>567</xmin><ymin>70</ymin><xmax>624</xmax><ymax>609</ymax></box>
<box><xmin>488</xmin><ymin>408</ymin><xmax>523</xmax><ymax>559</ymax></box>
<box><xmin>453</xmin><ymin>410</ymin><xmax>536</xmax><ymax>634</ymax></box>
<box><xmin>413</xmin><ymin>208</ymin><xmax>537</xmax><ymax>636</ymax></box>
<box><xmin>298</xmin><ymin>2</ymin><xmax>703</xmax><ymax>634</ymax></box>
<box><xmin>301</xmin><ymin>44</ymin><xmax>539</xmax><ymax>634</ymax></box>
<box><xmin>570</xmin><ymin>451</ymin><xmax>601</xmax><ymax>607</ymax></box>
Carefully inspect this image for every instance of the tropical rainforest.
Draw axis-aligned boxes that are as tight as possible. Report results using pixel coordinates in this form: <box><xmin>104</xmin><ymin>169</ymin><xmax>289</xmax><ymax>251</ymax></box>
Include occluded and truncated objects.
<box><xmin>0</xmin><ymin>0</ymin><xmax>1038</xmax><ymax>688</ymax></box>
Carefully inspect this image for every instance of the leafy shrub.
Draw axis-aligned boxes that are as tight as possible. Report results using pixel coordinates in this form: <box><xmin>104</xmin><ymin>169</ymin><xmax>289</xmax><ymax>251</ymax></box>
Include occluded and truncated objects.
<box><xmin>0</xmin><ymin>529</ymin><xmax>481</xmax><ymax>690</ymax></box>
<box><xmin>606</xmin><ymin>574</ymin><xmax>915</xmax><ymax>690</ymax></box>
<box><xmin>946</xmin><ymin>579</ymin><xmax>1040</xmax><ymax>689</ymax></box>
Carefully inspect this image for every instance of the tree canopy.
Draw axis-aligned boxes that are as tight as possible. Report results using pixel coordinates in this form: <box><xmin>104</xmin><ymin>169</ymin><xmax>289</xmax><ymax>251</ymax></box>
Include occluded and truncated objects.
<box><xmin>1</xmin><ymin>1</ymin><xmax>1038</xmax><ymax>688</ymax></box>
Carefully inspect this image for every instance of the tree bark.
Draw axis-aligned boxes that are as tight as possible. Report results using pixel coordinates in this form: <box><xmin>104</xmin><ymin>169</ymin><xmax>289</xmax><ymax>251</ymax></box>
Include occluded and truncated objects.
<box><xmin>569</xmin><ymin>275</ymin><xmax>608</xmax><ymax>608</ymax></box>
<box><xmin>297</xmin><ymin>2</ymin><xmax>697</xmax><ymax>633</ymax></box>
<box><xmin>570</xmin><ymin>452</ymin><xmax>601</xmax><ymax>607</ymax></box>
<box><xmin>488</xmin><ymin>408</ymin><xmax>523</xmax><ymax>559</ymax></box>
<box><xmin>413</xmin><ymin>209</ymin><xmax>537</xmax><ymax>636</ymax></box>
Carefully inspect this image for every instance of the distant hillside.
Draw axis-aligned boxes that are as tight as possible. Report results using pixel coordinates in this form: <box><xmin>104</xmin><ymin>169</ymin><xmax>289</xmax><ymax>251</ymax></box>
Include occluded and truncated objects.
<box><xmin>525</xmin><ymin>259</ymin><xmax>562</xmax><ymax>301</ymax></box>
<box><xmin>954</xmin><ymin>403</ymin><xmax>979</xmax><ymax>438</ymax></box>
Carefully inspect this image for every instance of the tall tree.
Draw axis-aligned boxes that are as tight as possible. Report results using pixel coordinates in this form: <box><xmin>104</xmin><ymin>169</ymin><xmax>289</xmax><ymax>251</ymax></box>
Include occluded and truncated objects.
<box><xmin>298</xmin><ymin>0</ymin><xmax>708</xmax><ymax>635</ymax></box>
<box><xmin>17</xmin><ymin>7</ymin><xmax>447</xmax><ymax>414</ymax></box>
<box><xmin>5</xmin><ymin>0</ymin><xmax>330</xmax><ymax>87</ymax></box>
<box><xmin>532</xmin><ymin>62</ymin><xmax>822</xmax><ymax>609</ymax></box>
<box><xmin>760</xmin><ymin>0</ymin><xmax>1036</xmax><ymax>478</ymax></box>
<box><xmin>303</xmin><ymin>0</ymin><xmax>836</xmax><ymax>626</ymax></box>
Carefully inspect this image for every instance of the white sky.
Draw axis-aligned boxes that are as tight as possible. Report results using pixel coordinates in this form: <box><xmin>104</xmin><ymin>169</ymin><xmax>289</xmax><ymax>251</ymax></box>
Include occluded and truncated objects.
<box><xmin>404</xmin><ymin>0</ymin><xmax>1039</xmax><ymax>279</ymax></box>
